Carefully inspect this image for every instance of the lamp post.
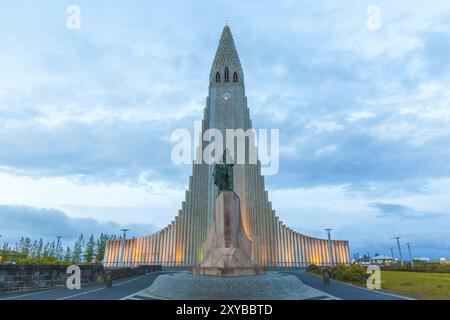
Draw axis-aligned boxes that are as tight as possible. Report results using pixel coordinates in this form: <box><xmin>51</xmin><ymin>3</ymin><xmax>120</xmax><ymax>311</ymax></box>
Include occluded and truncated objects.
<box><xmin>0</xmin><ymin>235</ymin><xmax>3</xmax><ymax>263</ymax></box>
<box><xmin>406</xmin><ymin>242</ymin><xmax>413</xmax><ymax>267</ymax></box>
<box><xmin>394</xmin><ymin>237</ymin><xmax>403</xmax><ymax>266</ymax></box>
<box><xmin>120</xmin><ymin>229</ymin><xmax>129</xmax><ymax>267</ymax></box>
<box><xmin>56</xmin><ymin>236</ymin><xmax>63</xmax><ymax>260</ymax></box>
<box><xmin>324</xmin><ymin>229</ymin><xmax>334</xmax><ymax>268</ymax></box>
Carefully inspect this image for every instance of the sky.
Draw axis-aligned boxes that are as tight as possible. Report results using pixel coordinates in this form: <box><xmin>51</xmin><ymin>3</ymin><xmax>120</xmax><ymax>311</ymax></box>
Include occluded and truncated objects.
<box><xmin>0</xmin><ymin>0</ymin><xmax>449</xmax><ymax>259</ymax></box>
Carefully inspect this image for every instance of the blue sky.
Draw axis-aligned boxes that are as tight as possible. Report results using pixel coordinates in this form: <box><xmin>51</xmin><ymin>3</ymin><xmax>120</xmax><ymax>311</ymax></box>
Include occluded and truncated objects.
<box><xmin>0</xmin><ymin>0</ymin><xmax>449</xmax><ymax>259</ymax></box>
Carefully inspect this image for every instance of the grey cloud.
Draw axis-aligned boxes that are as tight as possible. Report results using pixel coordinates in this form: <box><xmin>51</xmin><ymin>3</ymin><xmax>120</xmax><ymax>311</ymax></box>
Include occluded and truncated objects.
<box><xmin>0</xmin><ymin>205</ymin><xmax>157</xmax><ymax>244</ymax></box>
<box><xmin>370</xmin><ymin>202</ymin><xmax>441</xmax><ymax>219</ymax></box>
<box><xmin>1</xmin><ymin>3</ymin><xmax>450</xmax><ymax>195</ymax></box>
<box><xmin>339</xmin><ymin>225</ymin><xmax>450</xmax><ymax>260</ymax></box>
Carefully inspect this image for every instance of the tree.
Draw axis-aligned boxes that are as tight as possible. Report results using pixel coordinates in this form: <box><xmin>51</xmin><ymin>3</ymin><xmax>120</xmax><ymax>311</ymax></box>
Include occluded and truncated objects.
<box><xmin>15</xmin><ymin>237</ymin><xmax>31</xmax><ymax>258</ymax></box>
<box><xmin>43</xmin><ymin>241</ymin><xmax>51</xmax><ymax>258</ymax></box>
<box><xmin>0</xmin><ymin>242</ymin><xmax>10</xmax><ymax>259</ymax></box>
<box><xmin>23</xmin><ymin>237</ymin><xmax>31</xmax><ymax>257</ymax></box>
<box><xmin>35</xmin><ymin>238</ymin><xmax>44</xmax><ymax>259</ymax></box>
<box><xmin>64</xmin><ymin>246</ymin><xmax>72</xmax><ymax>262</ymax></box>
<box><xmin>30</xmin><ymin>240</ymin><xmax>37</xmax><ymax>258</ymax></box>
<box><xmin>72</xmin><ymin>234</ymin><xmax>84</xmax><ymax>262</ymax></box>
<box><xmin>84</xmin><ymin>234</ymin><xmax>95</xmax><ymax>263</ymax></box>
<box><xmin>95</xmin><ymin>233</ymin><xmax>111</xmax><ymax>262</ymax></box>
<box><xmin>43</xmin><ymin>240</ymin><xmax>57</xmax><ymax>258</ymax></box>
<box><xmin>55</xmin><ymin>238</ymin><xmax>63</xmax><ymax>260</ymax></box>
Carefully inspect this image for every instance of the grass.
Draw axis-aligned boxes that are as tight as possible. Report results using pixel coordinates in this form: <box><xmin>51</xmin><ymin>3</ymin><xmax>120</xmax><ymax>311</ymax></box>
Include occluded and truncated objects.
<box><xmin>380</xmin><ymin>271</ymin><xmax>450</xmax><ymax>300</ymax></box>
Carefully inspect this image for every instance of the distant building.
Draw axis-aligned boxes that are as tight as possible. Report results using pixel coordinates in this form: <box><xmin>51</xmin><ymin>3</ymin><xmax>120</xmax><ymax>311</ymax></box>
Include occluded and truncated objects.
<box><xmin>369</xmin><ymin>255</ymin><xmax>396</xmax><ymax>266</ymax></box>
<box><xmin>354</xmin><ymin>255</ymin><xmax>372</xmax><ymax>266</ymax></box>
<box><xmin>414</xmin><ymin>257</ymin><xmax>431</xmax><ymax>262</ymax></box>
<box><xmin>354</xmin><ymin>254</ymin><xmax>397</xmax><ymax>266</ymax></box>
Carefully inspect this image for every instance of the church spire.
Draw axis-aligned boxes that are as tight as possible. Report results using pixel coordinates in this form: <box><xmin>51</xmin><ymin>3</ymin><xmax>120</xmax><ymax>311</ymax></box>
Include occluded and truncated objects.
<box><xmin>210</xmin><ymin>24</ymin><xmax>244</xmax><ymax>86</ymax></box>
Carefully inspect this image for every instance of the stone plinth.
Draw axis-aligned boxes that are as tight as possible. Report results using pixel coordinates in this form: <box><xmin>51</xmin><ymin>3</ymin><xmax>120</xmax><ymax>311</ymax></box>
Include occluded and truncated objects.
<box><xmin>190</xmin><ymin>191</ymin><xmax>263</xmax><ymax>276</ymax></box>
<box><xmin>189</xmin><ymin>266</ymin><xmax>265</xmax><ymax>276</ymax></box>
<box><xmin>142</xmin><ymin>271</ymin><xmax>326</xmax><ymax>300</ymax></box>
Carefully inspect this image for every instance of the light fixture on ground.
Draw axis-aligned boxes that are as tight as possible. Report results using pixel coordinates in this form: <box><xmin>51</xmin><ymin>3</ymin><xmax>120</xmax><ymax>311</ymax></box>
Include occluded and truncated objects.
<box><xmin>120</xmin><ymin>229</ymin><xmax>130</xmax><ymax>267</ymax></box>
<box><xmin>394</xmin><ymin>237</ymin><xmax>403</xmax><ymax>266</ymax></box>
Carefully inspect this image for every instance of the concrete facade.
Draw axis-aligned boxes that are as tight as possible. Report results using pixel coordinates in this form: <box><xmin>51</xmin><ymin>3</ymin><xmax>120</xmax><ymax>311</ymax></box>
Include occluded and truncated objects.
<box><xmin>103</xmin><ymin>26</ymin><xmax>350</xmax><ymax>268</ymax></box>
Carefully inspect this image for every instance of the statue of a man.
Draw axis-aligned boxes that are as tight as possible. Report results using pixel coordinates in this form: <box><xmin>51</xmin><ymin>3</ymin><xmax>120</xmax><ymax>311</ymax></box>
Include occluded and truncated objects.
<box><xmin>213</xmin><ymin>151</ymin><xmax>234</xmax><ymax>193</ymax></box>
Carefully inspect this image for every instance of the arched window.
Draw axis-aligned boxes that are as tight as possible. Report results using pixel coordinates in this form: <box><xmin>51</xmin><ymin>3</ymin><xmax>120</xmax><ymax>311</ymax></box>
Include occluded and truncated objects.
<box><xmin>224</xmin><ymin>67</ymin><xmax>229</xmax><ymax>83</ymax></box>
<box><xmin>233</xmin><ymin>72</ymin><xmax>238</xmax><ymax>83</ymax></box>
<box><xmin>215</xmin><ymin>72</ymin><xmax>221</xmax><ymax>83</ymax></box>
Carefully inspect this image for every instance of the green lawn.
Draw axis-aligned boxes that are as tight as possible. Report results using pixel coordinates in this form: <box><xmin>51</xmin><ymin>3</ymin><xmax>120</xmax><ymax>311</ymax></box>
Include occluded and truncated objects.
<box><xmin>380</xmin><ymin>271</ymin><xmax>450</xmax><ymax>300</ymax></box>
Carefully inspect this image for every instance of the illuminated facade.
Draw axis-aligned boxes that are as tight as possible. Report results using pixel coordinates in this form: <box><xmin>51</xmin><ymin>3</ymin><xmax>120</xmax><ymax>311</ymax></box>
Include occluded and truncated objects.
<box><xmin>103</xmin><ymin>25</ymin><xmax>350</xmax><ymax>268</ymax></box>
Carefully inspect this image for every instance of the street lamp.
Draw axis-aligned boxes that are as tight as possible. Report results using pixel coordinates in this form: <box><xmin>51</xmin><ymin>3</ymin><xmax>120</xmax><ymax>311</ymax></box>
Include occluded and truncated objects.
<box><xmin>394</xmin><ymin>237</ymin><xmax>403</xmax><ymax>266</ymax></box>
<box><xmin>324</xmin><ymin>229</ymin><xmax>334</xmax><ymax>268</ymax></box>
<box><xmin>120</xmin><ymin>229</ymin><xmax>130</xmax><ymax>267</ymax></box>
<box><xmin>56</xmin><ymin>236</ymin><xmax>63</xmax><ymax>260</ymax></box>
<box><xmin>406</xmin><ymin>242</ymin><xmax>413</xmax><ymax>267</ymax></box>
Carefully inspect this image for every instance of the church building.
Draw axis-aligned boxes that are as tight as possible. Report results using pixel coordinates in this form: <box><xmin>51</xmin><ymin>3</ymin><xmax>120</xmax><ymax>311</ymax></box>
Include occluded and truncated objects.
<box><xmin>103</xmin><ymin>25</ymin><xmax>351</xmax><ymax>268</ymax></box>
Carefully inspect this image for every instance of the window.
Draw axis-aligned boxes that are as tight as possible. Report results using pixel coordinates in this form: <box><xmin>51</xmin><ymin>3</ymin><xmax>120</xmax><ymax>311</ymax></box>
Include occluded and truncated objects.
<box><xmin>215</xmin><ymin>72</ymin><xmax>220</xmax><ymax>83</ymax></box>
<box><xmin>224</xmin><ymin>67</ymin><xmax>229</xmax><ymax>83</ymax></box>
<box><xmin>233</xmin><ymin>72</ymin><xmax>238</xmax><ymax>83</ymax></box>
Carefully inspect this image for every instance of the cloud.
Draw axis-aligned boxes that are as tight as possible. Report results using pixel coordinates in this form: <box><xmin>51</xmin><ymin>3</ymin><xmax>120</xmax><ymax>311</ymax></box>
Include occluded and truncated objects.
<box><xmin>0</xmin><ymin>205</ymin><xmax>157</xmax><ymax>244</ymax></box>
<box><xmin>1</xmin><ymin>1</ymin><xmax>450</xmax><ymax>191</ymax></box>
<box><xmin>347</xmin><ymin>111</ymin><xmax>376</xmax><ymax>122</ymax></box>
<box><xmin>269</xmin><ymin>185</ymin><xmax>450</xmax><ymax>259</ymax></box>
<box><xmin>0</xmin><ymin>1</ymin><xmax>449</xmax><ymax>259</ymax></box>
<box><xmin>370</xmin><ymin>203</ymin><xmax>441</xmax><ymax>219</ymax></box>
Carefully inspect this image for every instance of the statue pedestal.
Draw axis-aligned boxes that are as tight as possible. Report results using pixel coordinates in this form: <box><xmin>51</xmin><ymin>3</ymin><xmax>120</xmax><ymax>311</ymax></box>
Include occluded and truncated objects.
<box><xmin>190</xmin><ymin>191</ymin><xmax>264</xmax><ymax>276</ymax></box>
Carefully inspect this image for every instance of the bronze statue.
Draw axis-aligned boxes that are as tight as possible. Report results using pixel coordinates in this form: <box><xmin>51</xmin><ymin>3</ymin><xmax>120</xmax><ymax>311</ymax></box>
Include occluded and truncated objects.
<box><xmin>213</xmin><ymin>150</ymin><xmax>234</xmax><ymax>192</ymax></box>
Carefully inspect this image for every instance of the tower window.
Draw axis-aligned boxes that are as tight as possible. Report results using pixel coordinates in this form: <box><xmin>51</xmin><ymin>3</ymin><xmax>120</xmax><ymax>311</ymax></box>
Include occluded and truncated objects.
<box><xmin>215</xmin><ymin>72</ymin><xmax>221</xmax><ymax>83</ymax></box>
<box><xmin>233</xmin><ymin>72</ymin><xmax>238</xmax><ymax>83</ymax></box>
<box><xmin>224</xmin><ymin>67</ymin><xmax>229</xmax><ymax>83</ymax></box>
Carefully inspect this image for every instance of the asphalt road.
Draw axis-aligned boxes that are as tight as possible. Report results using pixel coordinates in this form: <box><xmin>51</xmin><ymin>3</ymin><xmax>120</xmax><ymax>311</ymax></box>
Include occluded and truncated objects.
<box><xmin>0</xmin><ymin>271</ymin><xmax>170</xmax><ymax>300</ymax></box>
<box><xmin>0</xmin><ymin>269</ymin><xmax>410</xmax><ymax>300</ymax></box>
<box><xmin>284</xmin><ymin>270</ymin><xmax>410</xmax><ymax>300</ymax></box>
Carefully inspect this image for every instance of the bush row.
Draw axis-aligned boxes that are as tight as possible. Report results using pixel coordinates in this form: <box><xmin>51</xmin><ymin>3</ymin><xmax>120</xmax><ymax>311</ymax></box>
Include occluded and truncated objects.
<box><xmin>381</xmin><ymin>263</ymin><xmax>450</xmax><ymax>273</ymax></box>
<box><xmin>307</xmin><ymin>264</ymin><xmax>370</xmax><ymax>285</ymax></box>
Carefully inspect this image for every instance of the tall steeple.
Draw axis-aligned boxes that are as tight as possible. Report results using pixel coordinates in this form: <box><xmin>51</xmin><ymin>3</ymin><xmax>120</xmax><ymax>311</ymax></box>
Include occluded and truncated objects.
<box><xmin>102</xmin><ymin>25</ymin><xmax>351</xmax><ymax>270</ymax></box>
<box><xmin>210</xmin><ymin>25</ymin><xmax>244</xmax><ymax>86</ymax></box>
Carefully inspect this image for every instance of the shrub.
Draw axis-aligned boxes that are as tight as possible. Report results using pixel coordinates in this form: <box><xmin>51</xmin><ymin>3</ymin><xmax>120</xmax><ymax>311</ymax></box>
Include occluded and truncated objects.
<box><xmin>308</xmin><ymin>265</ymin><xmax>370</xmax><ymax>285</ymax></box>
<box><xmin>307</xmin><ymin>264</ymin><xmax>321</xmax><ymax>275</ymax></box>
<box><xmin>15</xmin><ymin>257</ymin><xmax>75</xmax><ymax>265</ymax></box>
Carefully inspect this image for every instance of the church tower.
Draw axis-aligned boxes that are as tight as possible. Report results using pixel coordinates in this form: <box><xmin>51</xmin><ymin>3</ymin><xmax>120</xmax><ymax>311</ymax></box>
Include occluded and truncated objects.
<box><xmin>103</xmin><ymin>25</ymin><xmax>350</xmax><ymax>268</ymax></box>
